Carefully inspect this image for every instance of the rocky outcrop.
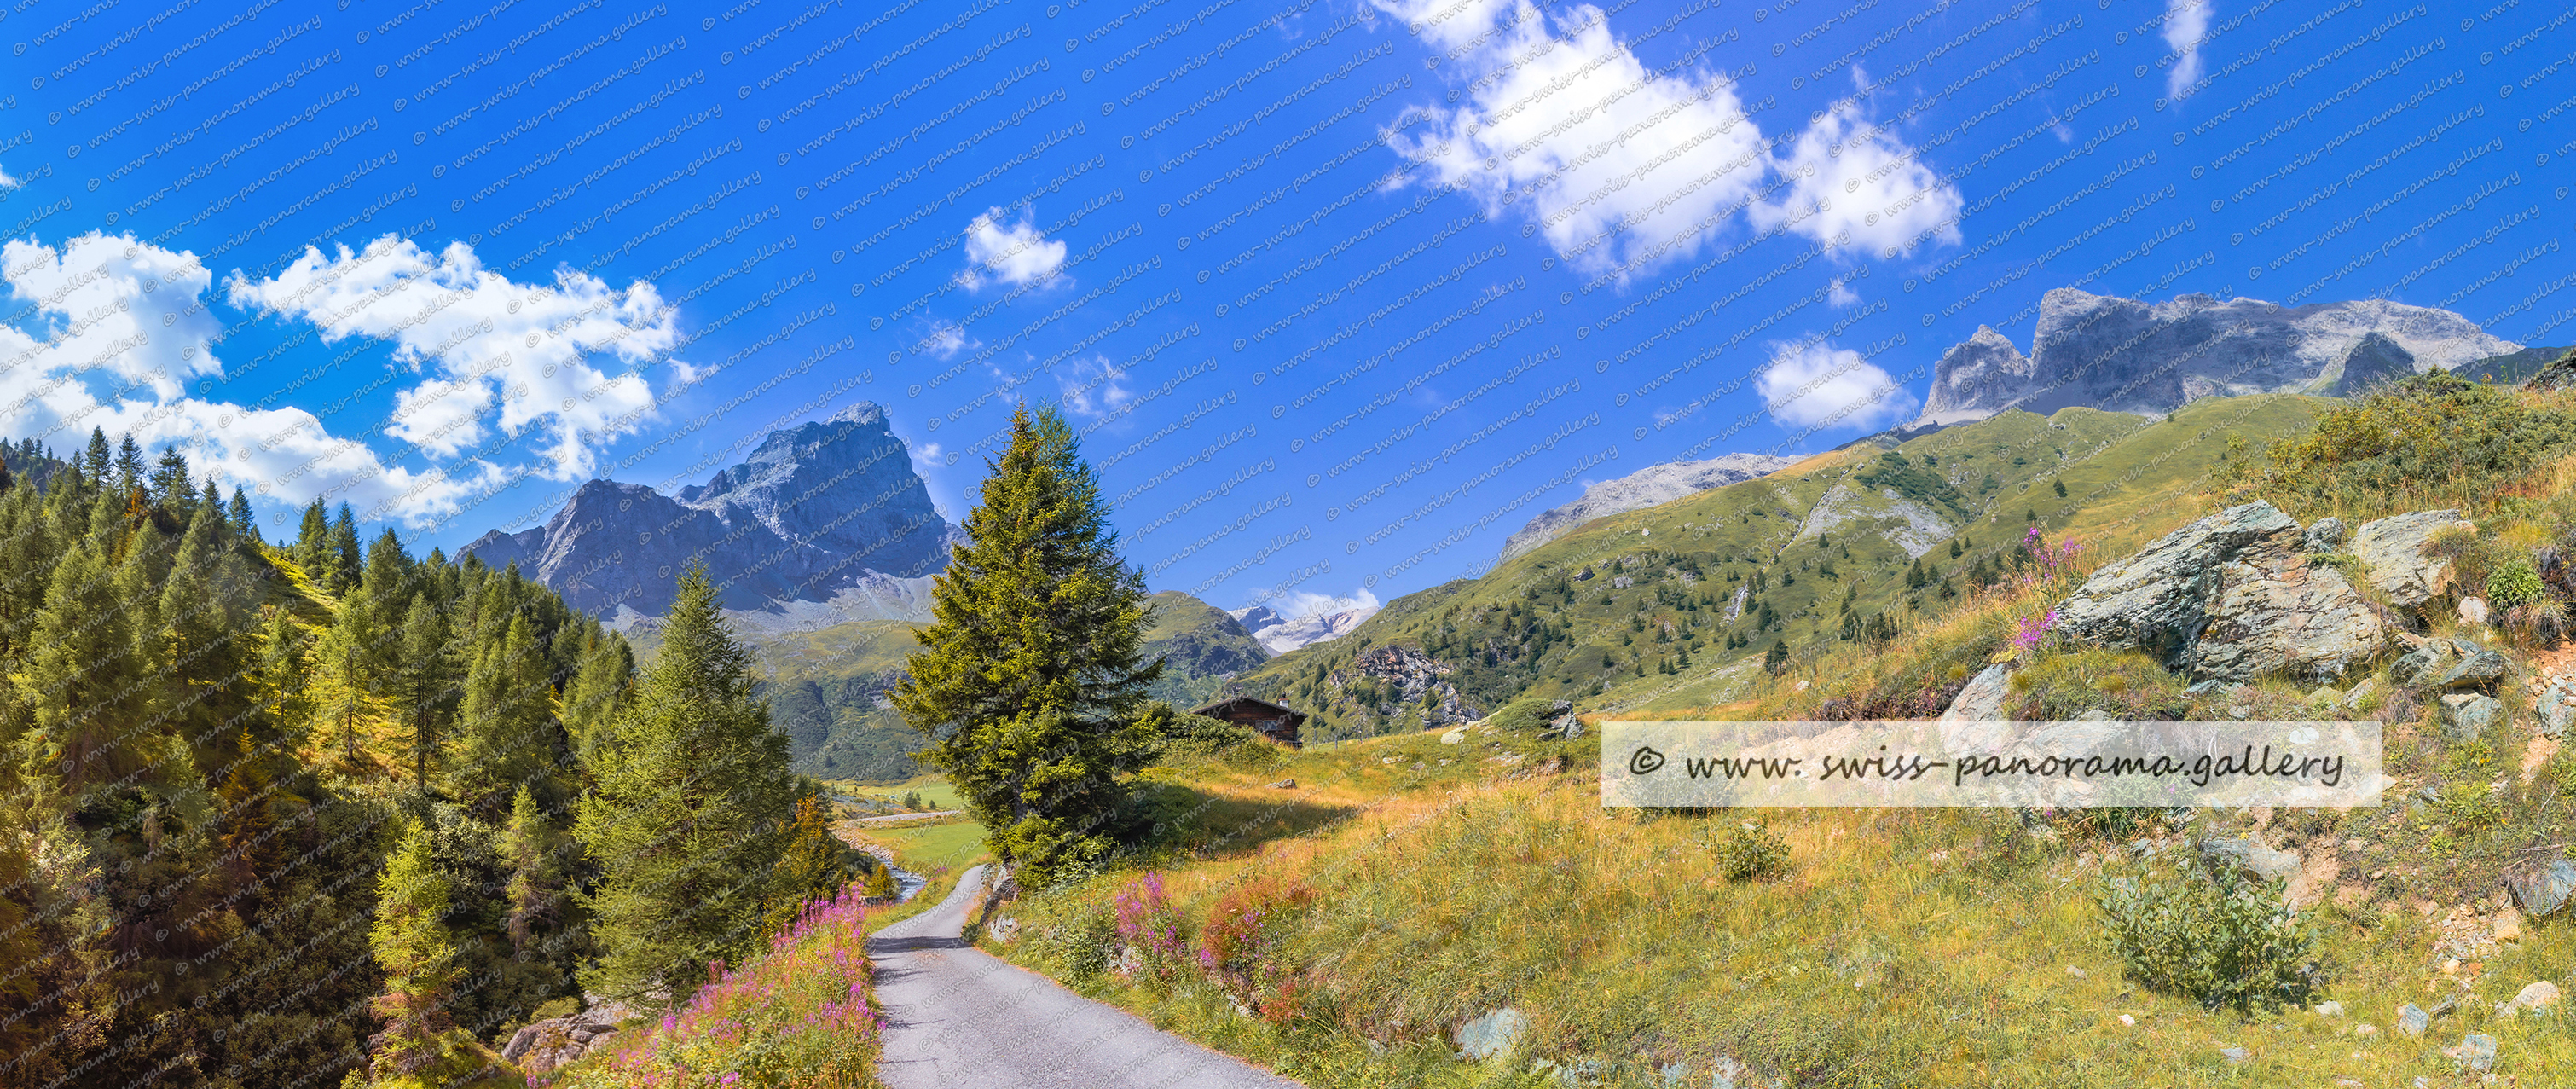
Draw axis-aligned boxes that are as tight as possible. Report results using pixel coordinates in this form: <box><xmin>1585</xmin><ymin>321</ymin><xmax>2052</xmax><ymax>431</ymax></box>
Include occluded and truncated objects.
<box><xmin>2504</xmin><ymin>853</ymin><xmax>2576</xmax><ymax>918</ymax></box>
<box><xmin>2202</xmin><ymin>832</ymin><xmax>2301</xmax><ymax>883</ymax></box>
<box><xmin>1915</xmin><ymin>289</ymin><xmax>2518</xmax><ymax>425</ymax></box>
<box><xmin>1938</xmin><ymin>664</ymin><xmax>2016</xmax><ymax>722</ymax></box>
<box><xmin>2052</xmin><ymin>501</ymin><xmax>2388</xmax><ymax>683</ymax></box>
<box><xmin>462</xmin><ymin>403</ymin><xmax>952</xmax><ymax>623</ymax></box>
<box><xmin>1332</xmin><ymin>644</ymin><xmax>1476</xmax><ymax>721</ymax></box>
<box><xmin>501</xmin><ymin>999</ymin><xmax>634</xmax><ymax>1076</ymax></box>
<box><xmin>1496</xmin><ymin>453</ymin><xmax>1796</xmax><ymax>562</ymax></box>
<box><xmin>1917</xmin><ymin>326</ymin><xmax>2036</xmax><ymax>425</ymax></box>
<box><xmin>2353</xmin><ymin>509</ymin><xmax>2474</xmax><ymax>609</ymax></box>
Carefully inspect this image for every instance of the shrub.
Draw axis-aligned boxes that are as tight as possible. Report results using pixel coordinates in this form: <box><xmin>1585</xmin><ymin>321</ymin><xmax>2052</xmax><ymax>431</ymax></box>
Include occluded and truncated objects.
<box><xmin>1030</xmin><ymin>895</ymin><xmax>1121</xmax><ymax>980</ymax></box>
<box><xmin>2093</xmin><ymin>866</ymin><xmax>2326</xmax><ymax>1014</ymax></box>
<box><xmin>1111</xmin><ymin>872</ymin><xmax>1192</xmax><ymax>979</ymax></box>
<box><xmin>1711</xmin><ymin>820</ymin><xmax>1791</xmax><ymax>882</ymax></box>
<box><xmin>2488</xmin><ymin>558</ymin><xmax>2545</xmax><ymax>610</ymax></box>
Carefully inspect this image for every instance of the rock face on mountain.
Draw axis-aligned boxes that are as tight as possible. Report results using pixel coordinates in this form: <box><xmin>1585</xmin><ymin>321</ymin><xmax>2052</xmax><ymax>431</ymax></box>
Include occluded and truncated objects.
<box><xmin>1918</xmin><ymin>326</ymin><xmax>2036</xmax><ymax>426</ymax></box>
<box><xmin>1143</xmin><ymin>591</ymin><xmax>1271</xmax><ymax>707</ymax></box>
<box><xmin>2052</xmin><ymin>501</ymin><xmax>2388</xmax><ymax>684</ymax></box>
<box><xmin>1230</xmin><ymin>601</ymin><xmax>1380</xmax><ymax>654</ymax></box>
<box><xmin>1917</xmin><ymin>289</ymin><xmax>2519</xmax><ymax>423</ymax></box>
<box><xmin>461</xmin><ymin>403</ymin><xmax>952</xmax><ymax>623</ymax></box>
<box><xmin>1497</xmin><ymin>453</ymin><xmax>1797</xmax><ymax>562</ymax></box>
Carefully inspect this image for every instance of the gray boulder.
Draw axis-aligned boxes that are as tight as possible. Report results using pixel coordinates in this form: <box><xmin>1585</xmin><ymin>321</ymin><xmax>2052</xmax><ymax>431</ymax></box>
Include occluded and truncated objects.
<box><xmin>2303</xmin><ymin>517</ymin><xmax>2347</xmax><ymax>553</ymax></box>
<box><xmin>1939</xmin><ymin>664</ymin><xmax>2016</xmax><ymax>722</ymax></box>
<box><xmin>1453</xmin><ymin>1007</ymin><xmax>1525</xmax><ymax>1061</ymax></box>
<box><xmin>2504</xmin><ymin>854</ymin><xmax>2576</xmax><ymax>918</ymax></box>
<box><xmin>2202</xmin><ymin>833</ymin><xmax>2301</xmax><ymax>883</ymax></box>
<box><xmin>2446</xmin><ymin>1033</ymin><xmax>2498</xmax><ymax>1073</ymax></box>
<box><xmin>2353</xmin><ymin>510</ymin><xmax>2475</xmax><ymax>609</ymax></box>
<box><xmin>2052</xmin><ymin>501</ymin><xmax>2387</xmax><ymax>683</ymax></box>
<box><xmin>2390</xmin><ymin>640</ymin><xmax>2462</xmax><ymax>686</ymax></box>
<box><xmin>2429</xmin><ymin>649</ymin><xmax>2511</xmax><ymax>692</ymax></box>
<box><xmin>2538</xmin><ymin>675</ymin><xmax>2576</xmax><ymax>739</ymax></box>
<box><xmin>2438</xmin><ymin>694</ymin><xmax>2502</xmax><ymax>741</ymax></box>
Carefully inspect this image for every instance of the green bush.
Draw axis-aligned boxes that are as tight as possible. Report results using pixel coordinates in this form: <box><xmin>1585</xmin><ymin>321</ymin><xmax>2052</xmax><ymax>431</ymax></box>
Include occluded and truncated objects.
<box><xmin>1029</xmin><ymin>895</ymin><xmax>1122</xmax><ymax>979</ymax></box>
<box><xmin>1711</xmin><ymin>820</ymin><xmax>1791</xmax><ymax>882</ymax></box>
<box><xmin>2488</xmin><ymin>558</ymin><xmax>2544</xmax><ymax>609</ymax></box>
<box><xmin>2093</xmin><ymin>866</ymin><xmax>2327</xmax><ymax>1013</ymax></box>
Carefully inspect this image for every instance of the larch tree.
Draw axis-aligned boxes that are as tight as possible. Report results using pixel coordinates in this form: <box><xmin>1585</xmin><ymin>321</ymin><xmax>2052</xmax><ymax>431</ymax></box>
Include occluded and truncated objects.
<box><xmin>892</xmin><ymin>403</ymin><xmax>1171</xmax><ymax>886</ymax></box>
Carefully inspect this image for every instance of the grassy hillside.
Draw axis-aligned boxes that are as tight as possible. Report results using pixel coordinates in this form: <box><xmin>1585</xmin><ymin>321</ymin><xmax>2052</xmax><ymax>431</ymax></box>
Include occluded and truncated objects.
<box><xmin>1226</xmin><ymin>397</ymin><xmax>2325</xmax><ymax>739</ymax></box>
<box><xmin>1141</xmin><ymin>590</ymin><xmax>1273</xmax><ymax>709</ymax></box>
<box><xmin>979</xmin><ymin>375</ymin><xmax>2576</xmax><ymax>1087</ymax></box>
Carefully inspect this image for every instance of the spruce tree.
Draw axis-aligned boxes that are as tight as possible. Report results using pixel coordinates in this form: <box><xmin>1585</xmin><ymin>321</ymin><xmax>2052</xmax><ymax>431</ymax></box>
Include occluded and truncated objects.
<box><xmin>114</xmin><ymin>432</ymin><xmax>146</xmax><ymax>496</ymax></box>
<box><xmin>82</xmin><ymin>426</ymin><xmax>111</xmax><ymax>484</ymax></box>
<box><xmin>397</xmin><ymin>592</ymin><xmax>453</xmax><ymax>794</ymax></box>
<box><xmin>761</xmin><ymin>795</ymin><xmax>855</xmax><ymax>934</ymax></box>
<box><xmin>449</xmin><ymin>613</ymin><xmax>557</xmax><ymax>818</ymax></box>
<box><xmin>574</xmin><ymin>566</ymin><xmax>796</xmax><ymax>1005</ymax></box>
<box><xmin>892</xmin><ymin>403</ymin><xmax>1170</xmax><ymax>884</ymax></box>
<box><xmin>328</xmin><ymin>503</ymin><xmax>363</xmax><ymax>594</ymax></box>
<box><xmin>295</xmin><ymin>497</ymin><xmax>331</xmax><ymax>575</ymax></box>
<box><xmin>1763</xmin><ymin>639</ymin><xmax>1790</xmax><ymax>675</ymax></box>
<box><xmin>228</xmin><ymin>485</ymin><xmax>258</xmax><ymax>540</ymax></box>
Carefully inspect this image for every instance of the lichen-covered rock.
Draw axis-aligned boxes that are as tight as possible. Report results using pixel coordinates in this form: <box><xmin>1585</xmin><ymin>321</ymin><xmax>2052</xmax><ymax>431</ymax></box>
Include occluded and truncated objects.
<box><xmin>502</xmin><ymin>999</ymin><xmax>635</xmax><ymax>1077</ymax></box>
<box><xmin>2440</xmin><ymin>694</ymin><xmax>2503</xmax><ymax>740</ymax></box>
<box><xmin>2052</xmin><ymin>501</ymin><xmax>2386</xmax><ymax>683</ymax></box>
<box><xmin>2353</xmin><ymin>509</ymin><xmax>2475</xmax><ymax>608</ymax></box>
<box><xmin>2303</xmin><ymin>517</ymin><xmax>2346</xmax><ymax>553</ymax></box>
<box><xmin>2430</xmin><ymin>649</ymin><xmax>2511</xmax><ymax>692</ymax></box>
<box><xmin>2201</xmin><ymin>832</ymin><xmax>2301</xmax><ymax>883</ymax></box>
<box><xmin>2536</xmin><ymin>675</ymin><xmax>2576</xmax><ymax>739</ymax></box>
<box><xmin>2504</xmin><ymin>854</ymin><xmax>2576</xmax><ymax>918</ymax></box>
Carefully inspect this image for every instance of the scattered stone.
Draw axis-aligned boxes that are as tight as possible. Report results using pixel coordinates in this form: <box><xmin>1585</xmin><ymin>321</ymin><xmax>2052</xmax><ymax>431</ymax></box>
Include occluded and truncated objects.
<box><xmin>2507</xmin><ymin>981</ymin><xmax>2562</xmax><ymax>1014</ymax></box>
<box><xmin>2342</xmin><ymin>676</ymin><xmax>2379</xmax><ymax>710</ymax></box>
<box><xmin>2202</xmin><ymin>832</ymin><xmax>2301</xmax><ymax>883</ymax></box>
<box><xmin>1381</xmin><ymin>756</ymin><xmax>1400</xmax><ymax>764</ymax></box>
<box><xmin>2219</xmin><ymin>1046</ymin><xmax>2249</xmax><ymax>1064</ymax></box>
<box><xmin>2353</xmin><ymin>1022</ymin><xmax>2378</xmax><ymax>1038</ymax></box>
<box><xmin>2353</xmin><ymin>509</ymin><xmax>2475</xmax><ymax>608</ymax></box>
<box><xmin>2117</xmin><ymin>1014</ymin><xmax>2136</xmax><ymax>1026</ymax></box>
<box><xmin>2443</xmin><ymin>1033</ymin><xmax>2498</xmax><ymax>1073</ymax></box>
<box><xmin>2308</xmin><ymin>999</ymin><xmax>2343</xmax><ymax>1018</ymax></box>
<box><xmin>1453</xmin><ymin>1007</ymin><xmax>1525</xmax><ymax>1062</ymax></box>
<box><xmin>2052</xmin><ymin>501</ymin><xmax>2387</xmax><ymax>683</ymax></box>
<box><xmin>1440</xmin><ymin>727</ymin><xmax>1467</xmax><ymax>744</ymax></box>
<box><xmin>2504</xmin><ymin>854</ymin><xmax>2576</xmax><ymax>918</ymax></box>
<box><xmin>2438</xmin><ymin>694</ymin><xmax>2502</xmax><ymax>741</ymax></box>
<box><xmin>2305</xmin><ymin>517</ymin><xmax>2347</xmax><ymax>553</ymax></box>
<box><xmin>2457</xmin><ymin>596</ymin><xmax>2491</xmax><ymax>625</ymax></box>
<box><xmin>2392</xmin><ymin>641</ymin><xmax>2461</xmax><ymax>687</ymax></box>
<box><xmin>2065</xmin><ymin>965</ymin><xmax>2087</xmax><ymax>980</ymax></box>
<box><xmin>1268</xmin><ymin>779</ymin><xmax>1296</xmax><ymax>790</ymax></box>
<box><xmin>2492</xmin><ymin>906</ymin><xmax>2522</xmax><ymax>943</ymax></box>
<box><xmin>2396</xmin><ymin>1003</ymin><xmax>2429</xmax><ymax>1037</ymax></box>
<box><xmin>502</xmin><ymin>999</ymin><xmax>636</xmax><ymax>1077</ymax></box>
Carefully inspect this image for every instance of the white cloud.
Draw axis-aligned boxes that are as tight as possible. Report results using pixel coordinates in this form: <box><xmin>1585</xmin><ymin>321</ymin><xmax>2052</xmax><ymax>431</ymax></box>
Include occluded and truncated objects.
<box><xmin>957</xmin><ymin>206</ymin><xmax>1066</xmax><ymax>289</ymax></box>
<box><xmin>1754</xmin><ymin>341</ymin><xmax>1916</xmax><ymax>431</ymax></box>
<box><xmin>2164</xmin><ymin>0</ymin><xmax>2214</xmax><ymax>100</ymax></box>
<box><xmin>0</xmin><ymin>160</ymin><xmax>15</xmax><ymax>187</ymax></box>
<box><xmin>919</xmin><ymin>321</ymin><xmax>979</xmax><ymax>360</ymax></box>
<box><xmin>1375</xmin><ymin>0</ymin><xmax>1771</xmax><ymax>279</ymax></box>
<box><xmin>227</xmin><ymin>235</ymin><xmax>670</xmax><ymax>481</ymax></box>
<box><xmin>1828</xmin><ymin>276</ymin><xmax>1860</xmax><ymax>307</ymax></box>
<box><xmin>1754</xmin><ymin>93</ymin><xmax>1965</xmax><ymax>259</ymax></box>
<box><xmin>1055</xmin><ymin>355</ymin><xmax>1132</xmax><ymax>418</ymax></box>
<box><xmin>0</xmin><ymin>232</ymin><xmax>501</xmax><ymax>524</ymax></box>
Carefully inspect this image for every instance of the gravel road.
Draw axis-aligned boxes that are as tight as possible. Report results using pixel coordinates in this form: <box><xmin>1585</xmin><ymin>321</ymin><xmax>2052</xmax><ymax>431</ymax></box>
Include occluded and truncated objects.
<box><xmin>869</xmin><ymin>864</ymin><xmax>1305</xmax><ymax>1089</ymax></box>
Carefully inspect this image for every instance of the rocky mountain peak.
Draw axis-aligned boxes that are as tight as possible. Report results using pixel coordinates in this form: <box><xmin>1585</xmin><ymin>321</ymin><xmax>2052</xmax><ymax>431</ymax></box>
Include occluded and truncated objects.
<box><xmin>461</xmin><ymin>401</ymin><xmax>951</xmax><ymax>624</ymax></box>
<box><xmin>1496</xmin><ymin>453</ymin><xmax>1797</xmax><ymax>562</ymax></box>
<box><xmin>1918</xmin><ymin>288</ymin><xmax>2519</xmax><ymax>424</ymax></box>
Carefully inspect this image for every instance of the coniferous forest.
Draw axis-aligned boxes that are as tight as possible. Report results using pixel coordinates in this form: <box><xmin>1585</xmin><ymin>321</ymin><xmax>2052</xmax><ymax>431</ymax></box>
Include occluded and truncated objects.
<box><xmin>0</xmin><ymin>430</ymin><xmax>848</xmax><ymax>1089</ymax></box>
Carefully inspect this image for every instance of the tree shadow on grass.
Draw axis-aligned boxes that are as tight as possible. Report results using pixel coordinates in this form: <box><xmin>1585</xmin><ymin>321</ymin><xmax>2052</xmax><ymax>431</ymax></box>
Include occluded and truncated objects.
<box><xmin>1123</xmin><ymin>780</ymin><xmax>1365</xmax><ymax>860</ymax></box>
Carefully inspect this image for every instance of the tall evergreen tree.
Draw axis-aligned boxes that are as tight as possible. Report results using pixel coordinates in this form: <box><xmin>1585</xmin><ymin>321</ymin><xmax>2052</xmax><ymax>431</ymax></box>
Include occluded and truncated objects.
<box><xmin>150</xmin><ymin>445</ymin><xmax>194</xmax><ymax>514</ymax></box>
<box><xmin>83</xmin><ymin>426</ymin><xmax>111</xmax><ymax>484</ymax></box>
<box><xmin>295</xmin><ymin>497</ymin><xmax>331</xmax><ymax>575</ymax></box>
<box><xmin>574</xmin><ymin>567</ymin><xmax>797</xmax><ymax>1005</ymax></box>
<box><xmin>228</xmin><ymin>485</ymin><xmax>258</xmax><ymax>540</ymax></box>
<box><xmin>367</xmin><ymin>820</ymin><xmax>462</xmax><ymax>1079</ymax></box>
<box><xmin>327</xmin><ymin>503</ymin><xmax>364</xmax><ymax>594</ymax></box>
<box><xmin>113</xmin><ymin>432</ymin><xmax>146</xmax><ymax>497</ymax></box>
<box><xmin>397</xmin><ymin>592</ymin><xmax>453</xmax><ymax>794</ymax></box>
<box><xmin>892</xmin><ymin>403</ymin><xmax>1170</xmax><ymax>884</ymax></box>
<box><xmin>448</xmin><ymin>613</ymin><xmax>557</xmax><ymax>818</ymax></box>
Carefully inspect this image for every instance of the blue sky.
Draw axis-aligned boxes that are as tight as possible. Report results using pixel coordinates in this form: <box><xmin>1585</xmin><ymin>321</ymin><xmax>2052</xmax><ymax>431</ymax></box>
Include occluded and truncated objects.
<box><xmin>2</xmin><ymin>0</ymin><xmax>2568</xmax><ymax>617</ymax></box>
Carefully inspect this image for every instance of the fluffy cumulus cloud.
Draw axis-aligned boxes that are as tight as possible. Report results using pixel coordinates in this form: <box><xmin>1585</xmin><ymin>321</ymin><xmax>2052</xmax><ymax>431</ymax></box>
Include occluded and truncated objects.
<box><xmin>957</xmin><ymin>206</ymin><xmax>1066</xmax><ymax>289</ymax></box>
<box><xmin>1754</xmin><ymin>341</ymin><xmax>1916</xmax><ymax>431</ymax></box>
<box><xmin>2164</xmin><ymin>0</ymin><xmax>2214</xmax><ymax>100</ymax></box>
<box><xmin>1377</xmin><ymin>0</ymin><xmax>1772</xmax><ymax>278</ymax></box>
<box><xmin>1375</xmin><ymin>0</ymin><xmax>1961</xmax><ymax>276</ymax></box>
<box><xmin>1756</xmin><ymin>94</ymin><xmax>1965</xmax><ymax>259</ymax></box>
<box><xmin>0</xmin><ymin>232</ymin><xmax>502</xmax><ymax>524</ymax></box>
<box><xmin>227</xmin><ymin>235</ymin><xmax>671</xmax><ymax>481</ymax></box>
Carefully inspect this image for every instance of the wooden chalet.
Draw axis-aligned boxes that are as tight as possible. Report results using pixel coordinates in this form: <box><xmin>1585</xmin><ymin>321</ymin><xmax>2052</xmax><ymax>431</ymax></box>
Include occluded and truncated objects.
<box><xmin>1190</xmin><ymin>696</ymin><xmax>1307</xmax><ymax>749</ymax></box>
